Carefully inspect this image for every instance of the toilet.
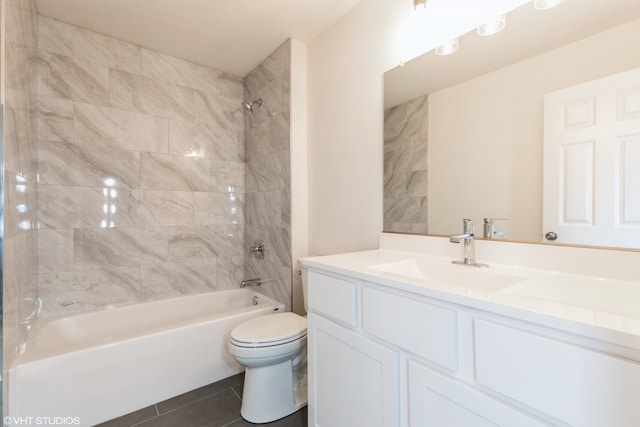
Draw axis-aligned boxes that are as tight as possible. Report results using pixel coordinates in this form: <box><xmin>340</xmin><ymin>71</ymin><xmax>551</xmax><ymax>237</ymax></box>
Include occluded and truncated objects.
<box><xmin>228</xmin><ymin>269</ymin><xmax>309</xmax><ymax>423</ymax></box>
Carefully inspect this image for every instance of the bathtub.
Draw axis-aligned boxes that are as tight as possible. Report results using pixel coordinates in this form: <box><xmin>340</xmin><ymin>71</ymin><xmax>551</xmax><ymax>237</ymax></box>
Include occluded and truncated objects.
<box><xmin>7</xmin><ymin>289</ymin><xmax>285</xmax><ymax>426</ymax></box>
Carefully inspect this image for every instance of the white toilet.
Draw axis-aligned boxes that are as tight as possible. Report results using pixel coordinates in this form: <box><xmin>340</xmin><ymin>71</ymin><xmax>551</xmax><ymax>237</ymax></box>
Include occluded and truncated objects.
<box><xmin>228</xmin><ymin>270</ymin><xmax>309</xmax><ymax>423</ymax></box>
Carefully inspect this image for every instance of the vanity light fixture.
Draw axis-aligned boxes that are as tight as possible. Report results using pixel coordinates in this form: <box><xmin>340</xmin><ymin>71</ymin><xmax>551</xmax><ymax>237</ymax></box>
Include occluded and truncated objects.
<box><xmin>534</xmin><ymin>0</ymin><xmax>566</xmax><ymax>10</ymax></box>
<box><xmin>477</xmin><ymin>14</ymin><xmax>506</xmax><ymax>36</ymax></box>
<box><xmin>435</xmin><ymin>38</ymin><xmax>459</xmax><ymax>56</ymax></box>
<box><xmin>413</xmin><ymin>0</ymin><xmax>427</xmax><ymax>11</ymax></box>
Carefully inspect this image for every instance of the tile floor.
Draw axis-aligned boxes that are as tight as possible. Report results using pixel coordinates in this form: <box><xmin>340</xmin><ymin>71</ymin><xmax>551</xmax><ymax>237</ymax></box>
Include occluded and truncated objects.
<box><xmin>97</xmin><ymin>373</ymin><xmax>308</xmax><ymax>427</ymax></box>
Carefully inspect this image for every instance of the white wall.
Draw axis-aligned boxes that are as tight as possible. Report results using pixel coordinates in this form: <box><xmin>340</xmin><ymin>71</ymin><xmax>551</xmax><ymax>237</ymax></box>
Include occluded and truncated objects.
<box><xmin>307</xmin><ymin>0</ymin><xmax>528</xmax><ymax>255</ymax></box>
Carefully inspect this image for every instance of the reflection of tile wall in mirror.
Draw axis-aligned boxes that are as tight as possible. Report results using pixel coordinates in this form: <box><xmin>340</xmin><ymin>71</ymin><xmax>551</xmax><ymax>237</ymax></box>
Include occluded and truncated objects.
<box><xmin>383</xmin><ymin>95</ymin><xmax>429</xmax><ymax>234</ymax></box>
<box><xmin>383</xmin><ymin>0</ymin><xmax>640</xmax><ymax>249</ymax></box>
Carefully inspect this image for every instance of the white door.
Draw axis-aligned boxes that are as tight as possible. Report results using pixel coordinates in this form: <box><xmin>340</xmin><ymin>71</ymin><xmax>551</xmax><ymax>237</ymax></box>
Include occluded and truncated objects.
<box><xmin>543</xmin><ymin>67</ymin><xmax>640</xmax><ymax>248</ymax></box>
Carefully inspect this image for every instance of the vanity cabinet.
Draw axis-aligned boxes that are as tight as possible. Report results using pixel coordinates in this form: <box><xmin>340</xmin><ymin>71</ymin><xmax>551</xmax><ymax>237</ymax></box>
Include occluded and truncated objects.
<box><xmin>306</xmin><ymin>268</ymin><xmax>640</xmax><ymax>427</ymax></box>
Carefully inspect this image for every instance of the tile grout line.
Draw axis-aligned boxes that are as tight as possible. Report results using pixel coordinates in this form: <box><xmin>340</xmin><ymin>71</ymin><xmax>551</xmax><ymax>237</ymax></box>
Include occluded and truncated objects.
<box><xmin>231</xmin><ymin>386</ymin><xmax>242</xmax><ymax>401</ymax></box>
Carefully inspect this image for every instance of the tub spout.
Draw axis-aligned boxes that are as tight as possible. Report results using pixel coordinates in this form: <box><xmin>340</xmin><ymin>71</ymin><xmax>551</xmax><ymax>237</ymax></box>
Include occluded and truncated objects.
<box><xmin>241</xmin><ymin>278</ymin><xmax>262</xmax><ymax>288</ymax></box>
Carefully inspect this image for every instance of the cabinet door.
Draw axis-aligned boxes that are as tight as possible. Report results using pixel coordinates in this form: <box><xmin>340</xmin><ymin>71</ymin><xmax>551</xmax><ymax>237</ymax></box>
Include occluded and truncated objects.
<box><xmin>408</xmin><ymin>361</ymin><xmax>548</xmax><ymax>427</ymax></box>
<box><xmin>308</xmin><ymin>313</ymin><xmax>399</xmax><ymax>427</ymax></box>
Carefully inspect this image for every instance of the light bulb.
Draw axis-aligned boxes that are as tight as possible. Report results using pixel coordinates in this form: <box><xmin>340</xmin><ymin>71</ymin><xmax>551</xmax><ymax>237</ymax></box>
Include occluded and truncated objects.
<box><xmin>534</xmin><ymin>0</ymin><xmax>566</xmax><ymax>10</ymax></box>
<box><xmin>477</xmin><ymin>15</ymin><xmax>506</xmax><ymax>36</ymax></box>
<box><xmin>435</xmin><ymin>38</ymin><xmax>459</xmax><ymax>56</ymax></box>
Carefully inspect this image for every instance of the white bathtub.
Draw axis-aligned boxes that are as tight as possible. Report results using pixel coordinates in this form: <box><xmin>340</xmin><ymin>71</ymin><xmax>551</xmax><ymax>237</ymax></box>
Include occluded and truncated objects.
<box><xmin>7</xmin><ymin>289</ymin><xmax>285</xmax><ymax>426</ymax></box>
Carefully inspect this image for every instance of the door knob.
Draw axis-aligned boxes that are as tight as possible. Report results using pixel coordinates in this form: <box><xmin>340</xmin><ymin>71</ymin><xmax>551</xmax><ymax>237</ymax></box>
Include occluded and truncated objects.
<box><xmin>545</xmin><ymin>231</ymin><xmax>558</xmax><ymax>241</ymax></box>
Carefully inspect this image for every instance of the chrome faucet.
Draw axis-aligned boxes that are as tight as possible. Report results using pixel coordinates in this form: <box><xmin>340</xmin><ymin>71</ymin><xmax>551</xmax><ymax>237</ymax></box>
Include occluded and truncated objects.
<box><xmin>449</xmin><ymin>219</ymin><xmax>488</xmax><ymax>267</ymax></box>
<box><xmin>483</xmin><ymin>217</ymin><xmax>506</xmax><ymax>239</ymax></box>
<box><xmin>241</xmin><ymin>278</ymin><xmax>262</xmax><ymax>288</ymax></box>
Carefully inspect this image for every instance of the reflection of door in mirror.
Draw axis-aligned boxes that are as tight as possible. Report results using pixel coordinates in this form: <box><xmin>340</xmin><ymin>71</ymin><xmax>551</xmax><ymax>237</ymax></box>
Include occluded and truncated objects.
<box><xmin>383</xmin><ymin>95</ymin><xmax>429</xmax><ymax>234</ymax></box>
<box><xmin>543</xmin><ymin>67</ymin><xmax>640</xmax><ymax>249</ymax></box>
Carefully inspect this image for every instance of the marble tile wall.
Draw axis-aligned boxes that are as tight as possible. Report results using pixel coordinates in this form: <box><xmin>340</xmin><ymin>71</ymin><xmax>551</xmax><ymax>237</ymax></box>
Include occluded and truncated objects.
<box><xmin>383</xmin><ymin>95</ymin><xmax>429</xmax><ymax>234</ymax></box>
<box><xmin>4</xmin><ymin>0</ymin><xmax>39</xmax><ymax>381</ymax></box>
<box><xmin>35</xmin><ymin>16</ymin><xmax>247</xmax><ymax>316</ymax></box>
<box><xmin>243</xmin><ymin>42</ymin><xmax>293</xmax><ymax>308</ymax></box>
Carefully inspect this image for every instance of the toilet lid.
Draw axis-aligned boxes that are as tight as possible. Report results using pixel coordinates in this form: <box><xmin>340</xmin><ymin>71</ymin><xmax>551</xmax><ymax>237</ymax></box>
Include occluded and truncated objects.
<box><xmin>230</xmin><ymin>312</ymin><xmax>307</xmax><ymax>347</ymax></box>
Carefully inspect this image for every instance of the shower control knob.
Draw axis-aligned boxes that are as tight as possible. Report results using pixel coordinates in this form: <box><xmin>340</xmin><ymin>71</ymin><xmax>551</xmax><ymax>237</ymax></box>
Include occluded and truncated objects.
<box><xmin>545</xmin><ymin>231</ymin><xmax>558</xmax><ymax>241</ymax></box>
<box><xmin>250</xmin><ymin>239</ymin><xmax>265</xmax><ymax>259</ymax></box>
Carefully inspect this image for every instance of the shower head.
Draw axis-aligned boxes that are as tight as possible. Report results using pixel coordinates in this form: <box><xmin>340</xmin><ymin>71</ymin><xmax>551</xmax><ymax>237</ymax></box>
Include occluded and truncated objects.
<box><xmin>242</xmin><ymin>98</ymin><xmax>262</xmax><ymax>114</ymax></box>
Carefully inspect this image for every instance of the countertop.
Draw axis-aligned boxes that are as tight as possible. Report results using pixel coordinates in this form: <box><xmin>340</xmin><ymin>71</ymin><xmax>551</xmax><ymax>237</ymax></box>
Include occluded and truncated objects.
<box><xmin>301</xmin><ymin>246</ymin><xmax>640</xmax><ymax>352</ymax></box>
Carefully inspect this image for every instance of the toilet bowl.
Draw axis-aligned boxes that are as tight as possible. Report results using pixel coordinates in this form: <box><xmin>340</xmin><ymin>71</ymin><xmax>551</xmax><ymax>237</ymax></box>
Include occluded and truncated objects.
<box><xmin>228</xmin><ymin>268</ymin><xmax>309</xmax><ymax>423</ymax></box>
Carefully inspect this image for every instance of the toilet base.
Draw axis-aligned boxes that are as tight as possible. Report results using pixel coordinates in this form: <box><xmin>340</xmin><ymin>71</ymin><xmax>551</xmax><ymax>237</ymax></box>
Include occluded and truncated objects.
<box><xmin>240</xmin><ymin>357</ymin><xmax>307</xmax><ymax>423</ymax></box>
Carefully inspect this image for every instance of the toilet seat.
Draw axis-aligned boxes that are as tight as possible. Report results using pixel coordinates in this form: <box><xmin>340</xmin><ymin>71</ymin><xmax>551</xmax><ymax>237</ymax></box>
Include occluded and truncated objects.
<box><xmin>230</xmin><ymin>312</ymin><xmax>307</xmax><ymax>348</ymax></box>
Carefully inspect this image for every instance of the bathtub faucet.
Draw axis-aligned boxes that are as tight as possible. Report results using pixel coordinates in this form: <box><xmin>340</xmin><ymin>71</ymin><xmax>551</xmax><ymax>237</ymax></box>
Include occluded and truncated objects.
<box><xmin>241</xmin><ymin>278</ymin><xmax>262</xmax><ymax>288</ymax></box>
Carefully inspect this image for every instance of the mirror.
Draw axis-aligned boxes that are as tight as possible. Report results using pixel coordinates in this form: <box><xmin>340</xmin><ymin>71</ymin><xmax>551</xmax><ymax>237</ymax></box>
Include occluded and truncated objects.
<box><xmin>383</xmin><ymin>0</ymin><xmax>640</xmax><ymax>249</ymax></box>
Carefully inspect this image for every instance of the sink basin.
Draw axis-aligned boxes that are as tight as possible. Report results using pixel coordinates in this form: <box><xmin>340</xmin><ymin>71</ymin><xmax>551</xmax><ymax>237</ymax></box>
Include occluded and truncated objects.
<box><xmin>368</xmin><ymin>258</ymin><xmax>525</xmax><ymax>292</ymax></box>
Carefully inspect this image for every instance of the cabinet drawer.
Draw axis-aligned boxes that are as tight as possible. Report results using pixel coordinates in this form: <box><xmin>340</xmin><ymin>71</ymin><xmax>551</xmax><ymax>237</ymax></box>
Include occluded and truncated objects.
<box><xmin>308</xmin><ymin>271</ymin><xmax>357</xmax><ymax>326</ymax></box>
<box><xmin>362</xmin><ymin>287</ymin><xmax>457</xmax><ymax>371</ymax></box>
<box><xmin>474</xmin><ymin>319</ymin><xmax>640</xmax><ymax>427</ymax></box>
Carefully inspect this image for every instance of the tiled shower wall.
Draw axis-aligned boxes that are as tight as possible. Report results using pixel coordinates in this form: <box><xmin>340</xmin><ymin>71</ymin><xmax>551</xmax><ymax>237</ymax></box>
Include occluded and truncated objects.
<box><xmin>35</xmin><ymin>16</ymin><xmax>247</xmax><ymax>316</ymax></box>
<box><xmin>244</xmin><ymin>42</ymin><xmax>292</xmax><ymax>308</ymax></box>
<box><xmin>4</xmin><ymin>0</ymin><xmax>39</xmax><ymax>367</ymax></box>
<box><xmin>383</xmin><ymin>95</ymin><xmax>429</xmax><ymax>234</ymax></box>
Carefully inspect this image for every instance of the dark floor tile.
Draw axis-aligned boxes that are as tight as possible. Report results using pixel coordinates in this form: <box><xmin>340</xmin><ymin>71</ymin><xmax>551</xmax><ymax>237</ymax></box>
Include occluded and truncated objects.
<box><xmin>95</xmin><ymin>405</ymin><xmax>158</xmax><ymax>427</ymax></box>
<box><xmin>136</xmin><ymin>389</ymin><xmax>242</xmax><ymax>427</ymax></box>
<box><xmin>157</xmin><ymin>374</ymin><xmax>244</xmax><ymax>414</ymax></box>
<box><xmin>93</xmin><ymin>373</ymin><xmax>306</xmax><ymax>427</ymax></box>
<box><xmin>225</xmin><ymin>407</ymin><xmax>307</xmax><ymax>427</ymax></box>
<box><xmin>273</xmin><ymin>407</ymin><xmax>307</xmax><ymax>427</ymax></box>
<box><xmin>225</xmin><ymin>418</ymin><xmax>256</xmax><ymax>427</ymax></box>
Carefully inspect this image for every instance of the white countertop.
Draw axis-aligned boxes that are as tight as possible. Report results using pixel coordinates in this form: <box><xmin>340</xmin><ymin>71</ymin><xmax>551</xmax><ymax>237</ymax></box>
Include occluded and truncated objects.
<box><xmin>301</xmin><ymin>236</ymin><xmax>640</xmax><ymax>351</ymax></box>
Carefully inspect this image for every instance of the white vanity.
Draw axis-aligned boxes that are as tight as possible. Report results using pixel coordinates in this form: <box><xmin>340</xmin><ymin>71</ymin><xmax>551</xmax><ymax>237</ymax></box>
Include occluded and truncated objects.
<box><xmin>301</xmin><ymin>233</ymin><xmax>640</xmax><ymax>427</ymax></box>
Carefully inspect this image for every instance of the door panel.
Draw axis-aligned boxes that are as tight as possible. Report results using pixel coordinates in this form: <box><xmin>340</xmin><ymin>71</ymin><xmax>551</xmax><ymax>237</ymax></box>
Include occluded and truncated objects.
<box><xmin>543</xmin><ymin>67</ymin><xmax>640</xmax><ymax>247</ymax></box>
